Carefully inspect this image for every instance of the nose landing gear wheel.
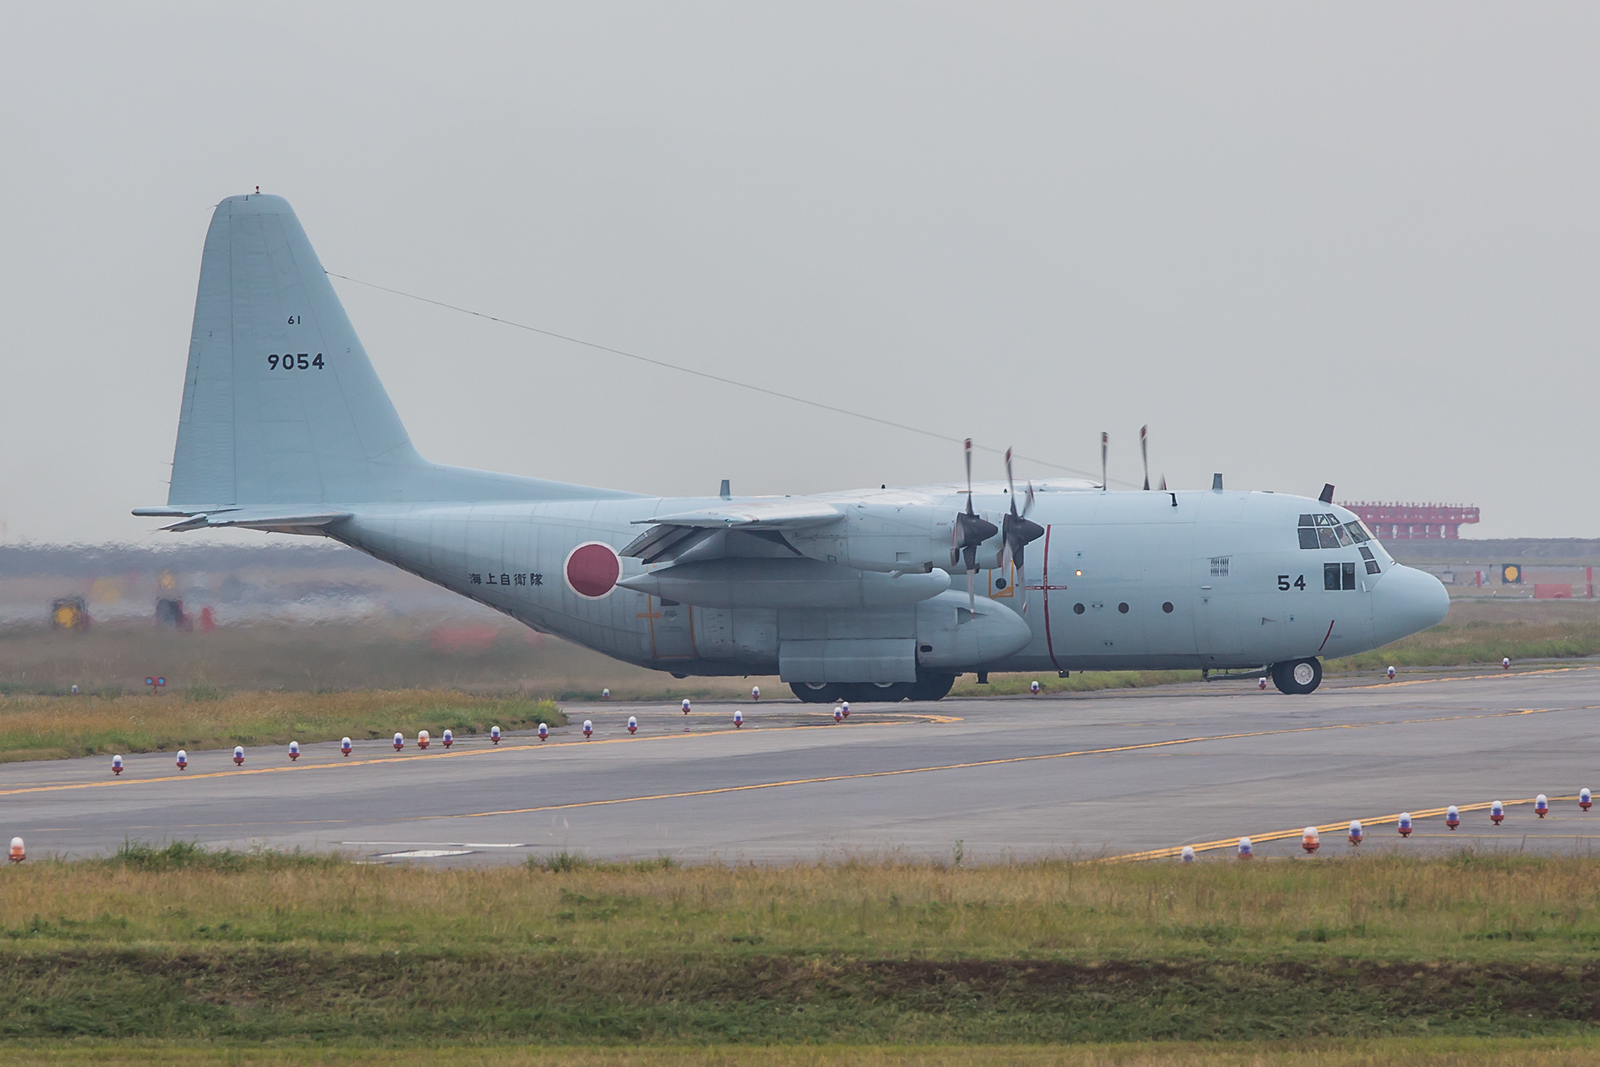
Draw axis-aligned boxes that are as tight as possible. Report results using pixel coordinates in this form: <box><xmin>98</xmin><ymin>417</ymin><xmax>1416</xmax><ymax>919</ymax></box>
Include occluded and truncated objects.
<box><xmin>1270</xmin><ymin>657</ymin><xmax>1323</xmax><ymax>695</ymax></box>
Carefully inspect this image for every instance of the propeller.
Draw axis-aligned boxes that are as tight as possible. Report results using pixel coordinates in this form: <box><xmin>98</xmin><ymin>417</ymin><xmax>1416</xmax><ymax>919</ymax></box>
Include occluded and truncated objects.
<box><xmin>1100</xmin><ymin>432</ymin><xmax>1109</xmax><ymax>490</ymax></box>
<box><xmin>1141</xmin><ymin>425</ymin><xmax>1150</xmax><ymax>491</ymax></box>
<box><xmin>950</xmin><ymin>439</ymin><xmax>998</xmax><ymax>611</ymax></box>
<box><xmin>998</xmin><ymin>447</ymin><xmax>1045</xmax><ymax>609</ymax></box>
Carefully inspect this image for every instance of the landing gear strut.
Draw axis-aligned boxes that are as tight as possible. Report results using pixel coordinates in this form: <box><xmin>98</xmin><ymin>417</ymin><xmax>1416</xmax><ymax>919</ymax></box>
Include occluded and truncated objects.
<box><xmin>1270</xmin><ymin>657</ymin><xmax>1323</xmax><ymax>695</ymax></box>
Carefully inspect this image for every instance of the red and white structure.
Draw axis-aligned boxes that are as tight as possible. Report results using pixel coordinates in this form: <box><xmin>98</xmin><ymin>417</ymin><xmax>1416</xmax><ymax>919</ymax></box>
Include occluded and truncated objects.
<box><xmin>1341</xmin><ymin>502</ymin><xmax>1479</xmax><ymax>541</ymax></box>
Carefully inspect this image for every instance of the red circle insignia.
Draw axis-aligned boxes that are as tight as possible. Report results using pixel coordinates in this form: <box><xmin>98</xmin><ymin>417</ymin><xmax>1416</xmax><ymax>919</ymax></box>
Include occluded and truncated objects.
<box><xmin>565</xmin><ymin>542</ymin><xmax>620</xmax><ymax>599</ymax></box>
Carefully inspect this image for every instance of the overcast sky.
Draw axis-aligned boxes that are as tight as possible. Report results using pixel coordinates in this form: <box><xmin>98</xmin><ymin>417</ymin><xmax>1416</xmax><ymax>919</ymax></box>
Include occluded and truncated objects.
<box><xmin>2</xmin><ymin>3</ymin><xmax>1595</xmax><ymax>544</ymax></box>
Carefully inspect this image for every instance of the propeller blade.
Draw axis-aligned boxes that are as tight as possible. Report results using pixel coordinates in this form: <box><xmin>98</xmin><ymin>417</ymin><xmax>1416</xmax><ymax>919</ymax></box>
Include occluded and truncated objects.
<box><xmin>1141</xmin><ymin>424</ymin><xmax>1150</xmax><ymax>491</ymax></box>
<box><xmin>1005</xmin><ymin>447</ymin><xmax>1016</xmax><ymax>499</ymax></box>
<box><xmin>1023</xmin><ymin>480</ymin><xmax>1035</xmax><ymax>518</ymax></box>
<box><xmin>1159</xmin><ymin>474</ymin><xmax>1167</xmax><ymax>491</ymax></box>
<box><xmin>964</xmin><ymin>438</ymin><xmax>974</xmax><ymax>498</ymax></box>
<box><xmin>1100</xmin><ymin>431</ymin><xmax>1108</xmax><ymax>491</ymax></box>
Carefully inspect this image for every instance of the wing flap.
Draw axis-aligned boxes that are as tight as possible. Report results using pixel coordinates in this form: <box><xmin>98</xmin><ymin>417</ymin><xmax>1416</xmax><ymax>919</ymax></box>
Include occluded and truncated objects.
<box><xmin>636</xmin><ymin>500</ymin><xmax>842</xmax><ymax>529</ymax></box>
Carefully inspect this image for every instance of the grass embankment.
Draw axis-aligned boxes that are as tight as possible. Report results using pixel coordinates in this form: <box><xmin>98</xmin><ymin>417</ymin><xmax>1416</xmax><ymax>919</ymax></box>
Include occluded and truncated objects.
<box><xmin>5</xmin><ymin>847</ymin><xmax>1600</xmax><ymax>1045</ymax></box>
<box><xmin>9</xmin><ymin>1039</ymin><xmax>1600</xmax><ymax>1066</ymax></box>
<box><xmin>1335</xmin><ymin>600</ymin><xmax>1600</xmax><ymax>671</ymax></box>
<box><xmin>0</xmin><ymin>689</ymin><xmax>564</xmax><ymax>762</ymax></box>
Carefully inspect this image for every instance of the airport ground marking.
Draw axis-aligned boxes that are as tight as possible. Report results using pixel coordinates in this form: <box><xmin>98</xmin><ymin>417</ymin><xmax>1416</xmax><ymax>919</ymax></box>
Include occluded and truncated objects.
<box><xmin>1106</xmin><ymin>795</ymin><xmax>1583</xmax><ymax>863</ymax></box>
<box><xmin>1346</xmin><ymin>666</ymin><xmax>1589</xmax><ymax>690</ymax></box>
<box><xmin>408</xmin><ymin>706</ymin><xmax>1573</xmax><ymax>824</ymax></box>
<box><xmin>0</xmin><ymin>712</ymin><xmax>959</xmax><ymax>798</ymax></box>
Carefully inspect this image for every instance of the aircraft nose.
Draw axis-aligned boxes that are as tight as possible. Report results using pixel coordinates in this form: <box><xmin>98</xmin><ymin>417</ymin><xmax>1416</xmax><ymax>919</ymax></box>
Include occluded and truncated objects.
<box><xmin>1371</xmin><ymin>564</ymin><xmax>1449</xmax><ymax>645</ymax></box>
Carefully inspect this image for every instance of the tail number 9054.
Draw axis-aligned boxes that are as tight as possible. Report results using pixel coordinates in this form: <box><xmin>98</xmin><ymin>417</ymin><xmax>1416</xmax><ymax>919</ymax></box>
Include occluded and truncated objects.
<box><xmin>268</xmin><ymin>353</ymin><xmax>324</xmax><ymax>370</ymax></box>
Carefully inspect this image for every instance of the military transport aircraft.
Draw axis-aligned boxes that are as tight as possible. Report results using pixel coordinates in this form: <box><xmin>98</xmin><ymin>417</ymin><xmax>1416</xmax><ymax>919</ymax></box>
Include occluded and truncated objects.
<box><xmin>135</xmin><ymin>195</ymin><xmax>1449</xmax><ymax>701</ymax></box>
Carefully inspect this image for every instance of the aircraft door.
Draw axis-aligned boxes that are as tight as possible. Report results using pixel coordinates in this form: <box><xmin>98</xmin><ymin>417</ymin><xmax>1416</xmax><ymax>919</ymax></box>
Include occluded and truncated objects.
<box><xmin>639</xmin><ymin>595</ymin><xmax>697</xmax><ymax>660</ymax></box>
<box><xmin>1193</xmin><ymin>553</ymin><xmax>1242</xmax><ymax>664</ymax></box>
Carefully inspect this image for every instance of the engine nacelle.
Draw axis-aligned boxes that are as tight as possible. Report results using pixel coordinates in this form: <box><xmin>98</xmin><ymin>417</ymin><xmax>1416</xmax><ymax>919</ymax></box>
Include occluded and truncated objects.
<box><xmin>786</xmin><ymin>503</ymin><xmax>974</xmax><ymax>574</ymax></box>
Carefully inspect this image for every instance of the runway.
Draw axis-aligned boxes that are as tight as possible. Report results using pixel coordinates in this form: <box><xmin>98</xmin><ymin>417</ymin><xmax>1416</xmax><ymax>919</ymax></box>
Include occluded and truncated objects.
<box><xmin>7</xmin><ymin>667</ymin><xmax>1600</xmax><ymax>864</ymax></box>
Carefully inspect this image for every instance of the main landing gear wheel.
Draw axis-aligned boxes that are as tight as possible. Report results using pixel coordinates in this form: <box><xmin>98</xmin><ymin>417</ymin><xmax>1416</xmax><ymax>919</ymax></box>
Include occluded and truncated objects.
<box><xmin>908</xmin><ymin>673</ymin><xmax>956</xmax><ymax>702</ymax></box>
<box><xmin>1271</xmin><ymin>657</ymin><xmax>1323</xmax><ymax>695</ymax></box>
<box><xmin>790</xmin><ymin>682</ymin><xmax>838</xmax><ymax>704</ymax></box>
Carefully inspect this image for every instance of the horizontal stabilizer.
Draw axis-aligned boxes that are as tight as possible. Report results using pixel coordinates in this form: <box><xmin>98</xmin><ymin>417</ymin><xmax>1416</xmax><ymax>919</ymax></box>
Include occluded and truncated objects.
<box><xmin>133</xmin><ymin>506</ymin><xmax>351</xmax><ymax>533</ymax></box>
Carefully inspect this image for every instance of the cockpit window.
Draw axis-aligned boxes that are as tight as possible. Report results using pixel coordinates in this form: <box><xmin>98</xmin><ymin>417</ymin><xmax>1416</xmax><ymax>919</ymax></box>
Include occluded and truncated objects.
<box><xmin>1300</xmin><ymin>513</ymin><xmax>1374</xmax><ymax>550</ymax></box>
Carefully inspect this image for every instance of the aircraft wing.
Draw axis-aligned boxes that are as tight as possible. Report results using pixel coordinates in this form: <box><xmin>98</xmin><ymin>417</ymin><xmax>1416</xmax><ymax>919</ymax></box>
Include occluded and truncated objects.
<box><xmin>635</xmin><ymin>500</ymin><xmax>842</xmax><ymax>529</ymax></box>
<box><xmin>132</xmin><ymin>506</ymin><xmax>352</xmax><ymax>533</ymax></box>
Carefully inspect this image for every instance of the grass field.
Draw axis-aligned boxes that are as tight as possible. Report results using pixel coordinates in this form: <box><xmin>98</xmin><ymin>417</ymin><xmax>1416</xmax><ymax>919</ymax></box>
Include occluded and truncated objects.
<box><xmin>3</xmin><ymin>847</ymin><xmax>1600</xmax><ymax>1048</ymax></box>
<box><xmin>0</xmin><ymin>689</ymin><xmax>564</xmax><ymax>762</ymax></box>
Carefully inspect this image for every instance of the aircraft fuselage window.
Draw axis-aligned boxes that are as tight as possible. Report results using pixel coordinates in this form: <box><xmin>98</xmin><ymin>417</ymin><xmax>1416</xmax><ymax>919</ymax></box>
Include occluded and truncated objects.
<box><xmin>1359</xmin><ymin>546</ymin><xmax>1381</xmax><ymax>575</ymax></box>
<box><xmin>1324</xmin><ymin>562</ymin><xmax>1357</xmax><ymax>590</ymax></box>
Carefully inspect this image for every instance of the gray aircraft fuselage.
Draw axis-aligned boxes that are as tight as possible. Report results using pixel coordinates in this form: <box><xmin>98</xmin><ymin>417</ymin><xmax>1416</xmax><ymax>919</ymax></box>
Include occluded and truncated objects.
<box><xmin>138</xmin><ymin>194</ymin><xmax>1450</xmax><ymax>699</ymax></box>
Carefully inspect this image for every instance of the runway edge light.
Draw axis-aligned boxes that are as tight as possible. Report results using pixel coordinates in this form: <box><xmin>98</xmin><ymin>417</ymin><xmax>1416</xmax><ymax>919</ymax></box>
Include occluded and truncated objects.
<box><xmin>1536</xmin><ymin>794</ymin><xmax>1548</xmax><ymax>817</ymax></box>
<box><xmin>752</xmin><ymin>685</ymin><xmax>760</xmax><ymax>700</ymax></box>
<box><xmin>1301</xmin><ymin>827</ymin><xmax>1319</xmax><ymax>853</ymax></box>
<box><xmin>288</xmin><ymin>741</ymin><xmax>300</xmax><ymax>761</ymax></box>
<box><xmin>1031</xmin><ymin>680</ymin><xmax>1040</xmax><ymax>695</ymax></box>
<box><xmin>1180</xmin><ymin>845</ymin><xmax>1195</xmax><ymax>863</ymax></box>
<box><xmin>340</xmin><ymin>737</ymin><xmax>352</xmax><ymax>757</ymax></box>
<box><xmin>1258</xmin><ymin>677</ymin><xmax>1267</xmax><ymax>691</ymax></box>
<box><xmin>1491</xmin><ymin>800</ymin><xmax>1505</xmax><ymax>825</ymax></box>
<box><xmin>834</xmin><ymin>706</ymin><xmax>844</xmax><ymax>724</ymax></box>
<box><xmin>1503</xmin><ymin>657</ymin><xmax>1511</xmax><ymax>670</ymax></box>
<box><xmin>418</xmin><ymin>730</ymin><xmax>430</xmax><ymax>750</ymax></box>
<box><xmin>8</xmin><ymin>837</ymin><xmax>22</xmax><ymax>863</ymax></box>
<box><xmin>1398</xmin><ymin>812</ymin><xmax>1412</xmax><ymax>837</ymax></box>
<box><xmin>538</xmin><ymin>723</ymin><xmax>548</xmax><ymax>741</ymax></box>
<box><xmin>733</xmin><ymin>710</ymin><xmax>743</xmax><ymax>728</ymax></box>
<box><xmin>1348</xmin><ymin>820</ymin><xmax>1363</xmax><ymax>846</ymax></box>
<box><xmin>393</xmin><ymin>732</ymin><xmax>404</xmax><ymax>752</ymax></box>
<box><xmin>176</xmin><ymin>749</ymin><xmax>188</xmax><ymax>770</ymax></box>
<box><xmin>1446</xmin><ymin>805</ymin><xmax>1460</xmax><ymax>830</ymax></box>
<box><xmin>602</xmin><ymin>688</ymin><xmax>610</xmax><ymax>700</ymax></box>
<box><xmin>1237</xmin><ymin>837</ymin><xmax>1253</xmax><ymax>859</ymax></box>
<box><xmin>111</xmin><ymin>754</ymin><xmax>123</xmax><ymax>776</ymax></box>
<box><xmin>442</xmin><ymin>729</ymin><xmax>452</xmax><ymax>748</ymax></box>
<box><xmin>583</xmin><ymin>720</ymin><xmax>593</xmax><ymax>739</ymax></box>
<box><xmin>627</xmin><ymin>716</ymin><xmax>637</xmax><ymax>735</ymax></box>
<box><xmin>1387</xmin><ymin>666</ymin><xmax>1396</xmax><ymax>680</ymax></box>
<box><xmin>1581</xmin><ymin>788</ymin><xmax>1592</xmax><ymax>812</ymax></box>
<box><xmin>841</xmin><ymin>701</ymin><xmax>850</xmax><ymax>718</ymax></box>
<box><xmin>490</xmin><ymin>726</ymin><xmax>501</xmax><ymax>745</ymax></box>
<box><xmin>682</xmin><ymin>699</ymin><xmax>691</xmax><ymax>715</ymax></box>
<box><xmin>233</xmin><ymin>745</ymin><xmax>245</xmax><ymax>766</ymax></box>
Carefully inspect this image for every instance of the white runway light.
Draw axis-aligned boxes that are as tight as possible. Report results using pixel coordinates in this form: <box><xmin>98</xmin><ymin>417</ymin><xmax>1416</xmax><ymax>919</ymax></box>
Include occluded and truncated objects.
<box><xmin>1237</xmin><ymin>837</ymin><xmax>1253</xmax><ymax>859</ymax></box>
<box><xmin>1490</xmin><ymin>800</ymin><xmax>1505</xmax><ymax>825</ymax></box>
<box><xmin>490</xmin><ymin>726</ymin><xmax>501</xmax><ymax>745</ymax></box>
<box><xmin>1031</xmin><ymin>681</ymin><xmax>1040</xmax><ymax>695</ymax></box>
<box><xmin>841</xmin><ymin>702</ymin><xmax>850</xmax><ymax>718</ymax></box>
<box><xmin>602</xmin><ymin>688</ymin><xmax>610</xmax><ymax>700</ymax></box>
<box><xmin>1387</xmin><ymin>666</ymin><xmax>1396</xmax><ymax>680</ymax></box>
<box><xmin>417</xmin><ymin>730</ymin><xmax>430</xmax><ymax>750</ymax></box>
<box><xmin>393</xmin><ymin>733</ymin><xmax>404</xmax><ymax>752</ymax></box>
<box><xmin>1503</xmin><ymin>657</ymin><xmax>1511</xmax><ymax>670</ymax></box>
<box><xmin>583</xmin><ymin>720</ymin><xmax>593</xmax><ymax>739</ymax></box>
<box><xmin>752</xmin><ymin>686</ymin><xmax>760</xmax><ymax>700</ymax></box>
<box><xmin>111</xmin><ymin>754</ymin><xmax>123</xmax><ymax>776</ymax></box>
<box><xmin>1180</xmin><ymin>845</ymin><xmax>1195</xmax><ymax>863</ymax></box>
<box><xmin>1301</xmin><ymin>826</ymin><xmax>1319</xmax><ymax>853</ymax></box>
<box><xmin>733</xmin><ymin>710</ymin><xmax>743</xmax><ymax>728</ymax></box>
<box><xmin>442</xmin><ymin>729</ymin><xmax>453</xmax><ymax>748</ymax></box>
<box><xmin>1258</xmin><ymin>677</ymin><xmax>1267</xmax><ymax>691</ymax></box>
<box><xmin>233</xmin><ymin>746</ymin><xmax>245</xmax><ymax>766</ymax></box>
<box><xmin>627</xmin><ymin>716</ymin><xmax>638</xmax><ymax>735</ymax></box>
<box><xmin>1348</xmin><ymin>820</ymin><xmax>1363</xmax><ymax>846</ymax></box>
<box><xmin>176</xmin><ymin>750</ymin><xmax>188</xmax><ymax>770</ymax></box>
<box><xmin>682</xmin><ymin>699</ymin><xmax>691</xmax><ymax>715</ymax></box>
<box><xmin>340</xmin><ymin>737</ymin><xmax>352</xmax><ymax>757</ymax></box>
<box><xmin>1536</xmin><ymin>794</ymin><xmax>1549</xmax><ymax>817</ymax></box>
<box><xmin>288</xmin><ymin>741</ymin><xmax>300</xmax><ymax>762</ymax></box>
<box><xmin>834</xmin><ymin>706</ymin><xmax>844</xmax><ymax>724</ymax></box>
<box><xmin>538</xmin><ymin>723</ymin><xmax>548</xmax><ymax>742</ymax></box>
<box><xmin>8</xmin><ymin>837</ymin><xmax>22</xmax><ymax>863</ymax></box>
<box><xmin>1446</xmin><ymin>805</ymin><xmax>1460</xmax><ymax>830</ymax></box>
<box><xmin>1398</xmin><ymin>812</ymin><xmax>1412</xmax><ymax>837</ymax></box>
<box><xmin>1582</xmin><ymin>788</ymin><xmax>1592</xmax><ymax>812</ymax></box>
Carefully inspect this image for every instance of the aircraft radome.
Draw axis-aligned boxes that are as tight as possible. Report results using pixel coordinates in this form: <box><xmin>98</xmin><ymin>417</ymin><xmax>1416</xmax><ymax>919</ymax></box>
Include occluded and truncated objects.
<box><xmin>136</xmin><ymin>195</ymin><xmax>1449</xmax><ymax>702</ymax></box>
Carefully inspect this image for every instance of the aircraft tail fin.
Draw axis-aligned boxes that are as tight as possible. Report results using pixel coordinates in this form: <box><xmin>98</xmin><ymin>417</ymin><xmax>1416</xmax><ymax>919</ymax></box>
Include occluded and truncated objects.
<box><xmin>166</xmin><ymin>194</ymin><xmax>424</xmax><ymax>508</ymax></box>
